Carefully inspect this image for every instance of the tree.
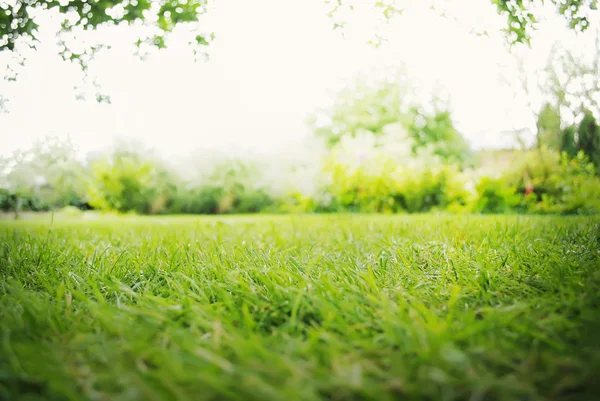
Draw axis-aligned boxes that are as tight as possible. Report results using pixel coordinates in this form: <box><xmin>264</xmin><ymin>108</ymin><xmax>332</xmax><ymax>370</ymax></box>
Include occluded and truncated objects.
<box><xmin>86</xmin><ymin>146</ymin><xmax>175</xmax><ymax>214</ymax></box>
<box><xmin>0</xmin><ymin>136</ymin><xmax>87</xmax><ymax>218</ymax></box>
<box><xmin>544</xmin><ymin>33</ymin><xmax>600</xmax><ymax>123</ymax></box>
<box><xmin>577</xmin><ymin>109</ymin><xmax>600</xmax><ymax>170</ymax></box>
<box><xmin>560</xmin><ymin>125</ymin><xmax>578</xmax><ymax>158</ymax></box>
<box><xmin>536</xmin><ymin>103</ymin><xmax>561</xmax><ymax>149</ymax></box>
<box><xmin>310</xmin><ymin>72</ymin><xmax>473</xmax><ymax>167</ymax></box>
<box><xmin>559</xmin><ymin>110</ymin><xmax>600</xmax><ymax>171</ymax></box>
<box><xmin>407</xmin><ymin>108</ymin><xmax>473</xmax><ymax>165</ymax></box>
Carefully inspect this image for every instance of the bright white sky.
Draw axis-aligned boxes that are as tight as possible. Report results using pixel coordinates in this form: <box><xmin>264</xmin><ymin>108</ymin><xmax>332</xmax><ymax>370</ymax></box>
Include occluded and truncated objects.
<box><xmin>0</xmin><ymin>0</ymin><xmax>596</xmax><ymax>159</ymax></box>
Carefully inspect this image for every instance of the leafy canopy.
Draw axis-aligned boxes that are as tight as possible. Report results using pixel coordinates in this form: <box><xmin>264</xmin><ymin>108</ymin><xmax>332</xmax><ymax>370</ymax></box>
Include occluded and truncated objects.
<box><xmin>0</xmin><ymin>0</ymin><xmax>209</xmax><ymax>53</ymax></box>
<box><xmin>0</xmin><ymin>0</ymin><xmax>597</xmax><ymax>58</ymax></box>
<box><xmin>492</xmin><ymin>0</ymin><xmax>597</xmax><ymax>44</ymax></box>
<box><xmin>330</xmin><ymin>0</ymin><xmax>598</xmax><ymax>45</ymax></box>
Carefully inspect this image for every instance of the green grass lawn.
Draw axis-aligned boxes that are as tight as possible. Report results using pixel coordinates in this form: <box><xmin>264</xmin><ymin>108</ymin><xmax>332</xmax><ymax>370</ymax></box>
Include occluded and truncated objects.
<box><xmin>1</xmin><ymin>214</ymin><xmax>600</xmax><ymax>401</ymax></box>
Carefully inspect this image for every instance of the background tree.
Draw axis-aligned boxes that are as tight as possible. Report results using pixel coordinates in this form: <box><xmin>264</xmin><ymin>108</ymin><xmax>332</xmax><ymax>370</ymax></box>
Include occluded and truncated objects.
<box><xmin>407</xmin><ymin>108</ymin><xmax>473</xmax><ymax>165</ymax></box>
<box><xmin>577</xmin><ymin>109</ymin><xmax>600</xmax><ymax>170</ymax></box>
<box><xmin>560</xmin><ymin>125</ymin><xmax>578</xmax><ymax>158</ymax></box>
<box><xmin>0</xmin><ymin>136</ymin><xmax>87</xmax><ymax>217</ymax></box>
<box><xmin>544</xmin><ymin>32</ymin><xmax>600</xmax><ymax>123</ymax></box>
<box><xmin>86</xmin><ymin>146</ymin><xmax>175</xmax><ymax>214</ymax></box>
<box><xmin>310</xmin><ymin>72</ymin><xmax>473</xmax><ymax>167</ymax></box>
<box><xmin>536</xmin><ymin>103</ymin><xmax>561</xmax><ymax>150</ymax></box>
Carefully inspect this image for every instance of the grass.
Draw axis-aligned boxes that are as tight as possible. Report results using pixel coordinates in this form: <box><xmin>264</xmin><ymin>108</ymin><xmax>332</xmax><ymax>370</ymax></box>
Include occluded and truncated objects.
<box><xmin>1</xmin><ymin>214</ymin><xmax>600</xmax><ymax>401</ymax></box>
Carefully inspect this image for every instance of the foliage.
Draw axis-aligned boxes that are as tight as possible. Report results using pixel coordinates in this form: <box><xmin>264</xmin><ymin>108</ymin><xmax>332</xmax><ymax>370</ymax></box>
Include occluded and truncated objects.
<box><xmin>86</xmin><ymin>148</ymin><xmax>175</xmax><ymax>214</ymax></box>
<box><xmin>0</xmin><ymin>137</ymin><xmax>88</xmax><ymax>216</ymax></box>
<box><xmin>536</xmin><ymin>103</ymin><xmax>561</xmax><ymax>150</ymax></box>
<box><xmin>492</xmin><ymin>0</ymin><xmax>596</xmax><ymax>44</ymax></box>
<box><xmin>560</xmin><ymin>125</ymin><xmax>578</xmax><ymax>158</ymax></box>
<box><xmin>407</xmin><ymin>109</ymin><xmax>474</xmax><ymax>166</ymax></box>
<box><xmin>502</xmin><ymin>147</ymin><xmax>563</xmax><ymax>192</ymax></box>
<box><xmin>311</xmin><ymin>74</ymin><xmax>473</xmax><ymax>167</ymax></box>
<box><xmin>169</xmin><ymin>159</ymin><xmax>276</xmax><ymax>215</ymax></box>
<box><xmin>277</xmin><ymin>191</ymin><xmax>320</xmax><ymax>213</ymax></box>
<box><xmin>0</xmin><ymin>0</ymin><xmax>595</xmax><ymax>65</ymax></box>
<box><xmin>2</xmin><ymin>136</ymin><xmax>599</xmax><ymax>217</ymax></box>
<box><xmin>330</xmin><ymin>0</ymin><xmax>597</xmax><ymax>45</ymax></box>
<box><xmin>472</xmin><ymin>176</ymin><xmax>520</xmax><ymax>214</ymax></box>
<box><xmin>577</xmin><ymin>109</ymin><xmax>600</xmax><ymax>170</ymax></box>
<box><xmin>558</xmin><ymin>109</ymin><xmax>600</xmax><ymax>172</ymax></box>
<box><xmin>0</xmin><ymin>0</ymin><xmax>209</xmax><ymax>53</ymax></box>
<box><xmin>532</xmin><ymin>152</ymin><xmax>600</xmax><ymax>214</ymax></box>
<box><xmin>321</xmin><ymin>132</ymin><xmax>471</xmax><ymax>213</ymax></box>
<box><xmin>168</xmin><ymin>185</ymin><xmax>223</xmax><ymax>214</ymax></box>
<box><xmin>544</xmin><ymin>35</ymin><xmax>600</xmax><ymax>123</ymax></box>
<box><xmin>496</xmin><ymin>147</ymin><xmax>600</xmax><ymax>214</ymax></box>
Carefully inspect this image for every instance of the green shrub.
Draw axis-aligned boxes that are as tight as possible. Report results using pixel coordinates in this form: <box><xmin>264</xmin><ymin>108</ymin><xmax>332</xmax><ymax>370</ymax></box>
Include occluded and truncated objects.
<box><xmin>531</xmin><ymin>152</ymin><xmax>600</xmax><ymax>214</ymax></box>
<box><xmin>166</xmin><ymin>159</ymin><xmax>276</xmax><ymax>215</ymax></box>
<box><xmin>577</xmin><ymin>110</ymin><xmax>600</xmax><ymax>172</ymax></box>
<box><xmin>482</xmin><ymin>149</ymin><xmax>600</xmax><ymax>215</ymax></box>
<box><xmin>234</xmin><ymin>188</ymin><xmax>275</xmax><ymax>213</ymax></box>
<box><xmin>322</xmin><ymin>132</ymin><xmax>471</xmax><ymax>213</ymax></box>
<box><xmin>472</xmin><ymin>176</ymin><xmax>520</xmax><ymax>214</ymax></box>
<box><xmin>87</xmin><ymin>149</ymin><xmax>175</xmax><ymax>214</ymax></box>
<box><xmin>56</xmin><ymin>205</ymin><xmax>85</xmax><ymax>218</ymax></box>
<box><xmin>278</xmin><ymin>191</ymin><xmax>319</xmax><ymax>213</ymax></box>
<box><xmin>0</xmin><ymin>137</ymin><xmax>88</xmax><ymax>214</ymax></box>
<box><xmin>169</xmin><ymin>186</ymin><xmax>223</xmax><ymax>214</ymax></box>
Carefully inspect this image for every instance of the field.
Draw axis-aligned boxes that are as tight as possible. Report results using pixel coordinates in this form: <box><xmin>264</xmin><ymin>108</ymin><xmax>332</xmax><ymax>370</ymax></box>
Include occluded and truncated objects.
<box><xmin>1</xmin><ymin>214</ymin><xmax>600</xmax><ymax>401</ymax></box>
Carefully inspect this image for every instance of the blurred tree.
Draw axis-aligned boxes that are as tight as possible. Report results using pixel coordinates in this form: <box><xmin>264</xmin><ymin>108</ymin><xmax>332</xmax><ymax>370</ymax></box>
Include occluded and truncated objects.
<box><xmin>311</xmin><ymin>76</ymin><xmax>411</xmax><ymax>147</ymax></box>
<box><xmin>87</xmin><ymin>147</ymin><xmax>175</xmax><ymax>214</ymax></box>
<box><xmin>544</xmin><ymin>34</ymin><xmax>600</xmax><ymax>123</ymax></box>
<box><xmin>560</xmin><ymin>125</ymin><xmax>578</xmax><ymax>158</ymax></box>
<box><xmin>577</xmin><ymin>109</ymin><xmax>600</xmax><ymax>170</ymax></box>
<box><xmin>407</xmin><ymin>108</ymin><xmax>473</xmax><ymax>165</ymax></box>
<box><xmin>310</xmin><ymin>73</ymin><xmax>473</xmax><ymax>167</ymax></box>
<box><xmin>536</xmin><ymin>103</ymin><xmax>561</xmax><ymax>150</ymax></box>
<box><xmin>0</xmin><ymin>136</ymin><xmax>87</xmax><ymax>218</ymax></box>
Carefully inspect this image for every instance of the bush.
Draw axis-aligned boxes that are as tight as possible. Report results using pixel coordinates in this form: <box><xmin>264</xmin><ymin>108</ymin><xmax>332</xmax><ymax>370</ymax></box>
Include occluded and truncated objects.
<box><xmin>0</xmin><ymin>137</ymin><xmax>88</xmax><ymax>214</ymax></box>
<box><xmin>87</xmin><ymin>149</ymin><xmax>175</xmax><ymax>214</ymax></box>
<box><xmin>472</xmin><ymin>176</ymin><xmax>520</xmax><ymax>214</ymax></box>
<box><xmin>577</xmin><ymin>110</ymin><xmax>600</xmax><ymax>172</ymax></box>
<box><xmin>321</xmin><ymin>132</ymin><xmax>471</xmax><ymax>213</ymax></box>
<box><xmin>56</xmin><ymin>205</ymin><xmax>85</xmax><ymax>218</ymax></box>
<box><xmin>532</xmin><ymin>152</ymin><xmax>600</xmax><ymax>214</ymax></box>
<box><xmin>168</xmin><ymin>186</ymin><xmax>223</xmax><ymax>214</ymax></box>
<box><xmin>167</xmin><ymin>158</ymin><xmax>277</xmax><ymax>215</ymax></box>
<box><xmin>559</xmin><ymin>110</ymin><xmax>600</xmax><ymax>173</ymax></box>
<box><xmin>477</xmin><ymin>149</ymin><xmax>600</xmax><ymax>215</ymax></box>
<box><xmin>277</xmin><ymin>191</ymin><xmax>319</xmax><ymax>213</ymax></box>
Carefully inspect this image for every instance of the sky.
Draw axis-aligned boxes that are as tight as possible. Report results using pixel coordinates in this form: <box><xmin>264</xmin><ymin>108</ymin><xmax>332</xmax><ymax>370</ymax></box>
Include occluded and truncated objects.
<box><xmin>0</xmin><ymin>0</ymin><xmax>597</xmax><ymax>159</ymax></box>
